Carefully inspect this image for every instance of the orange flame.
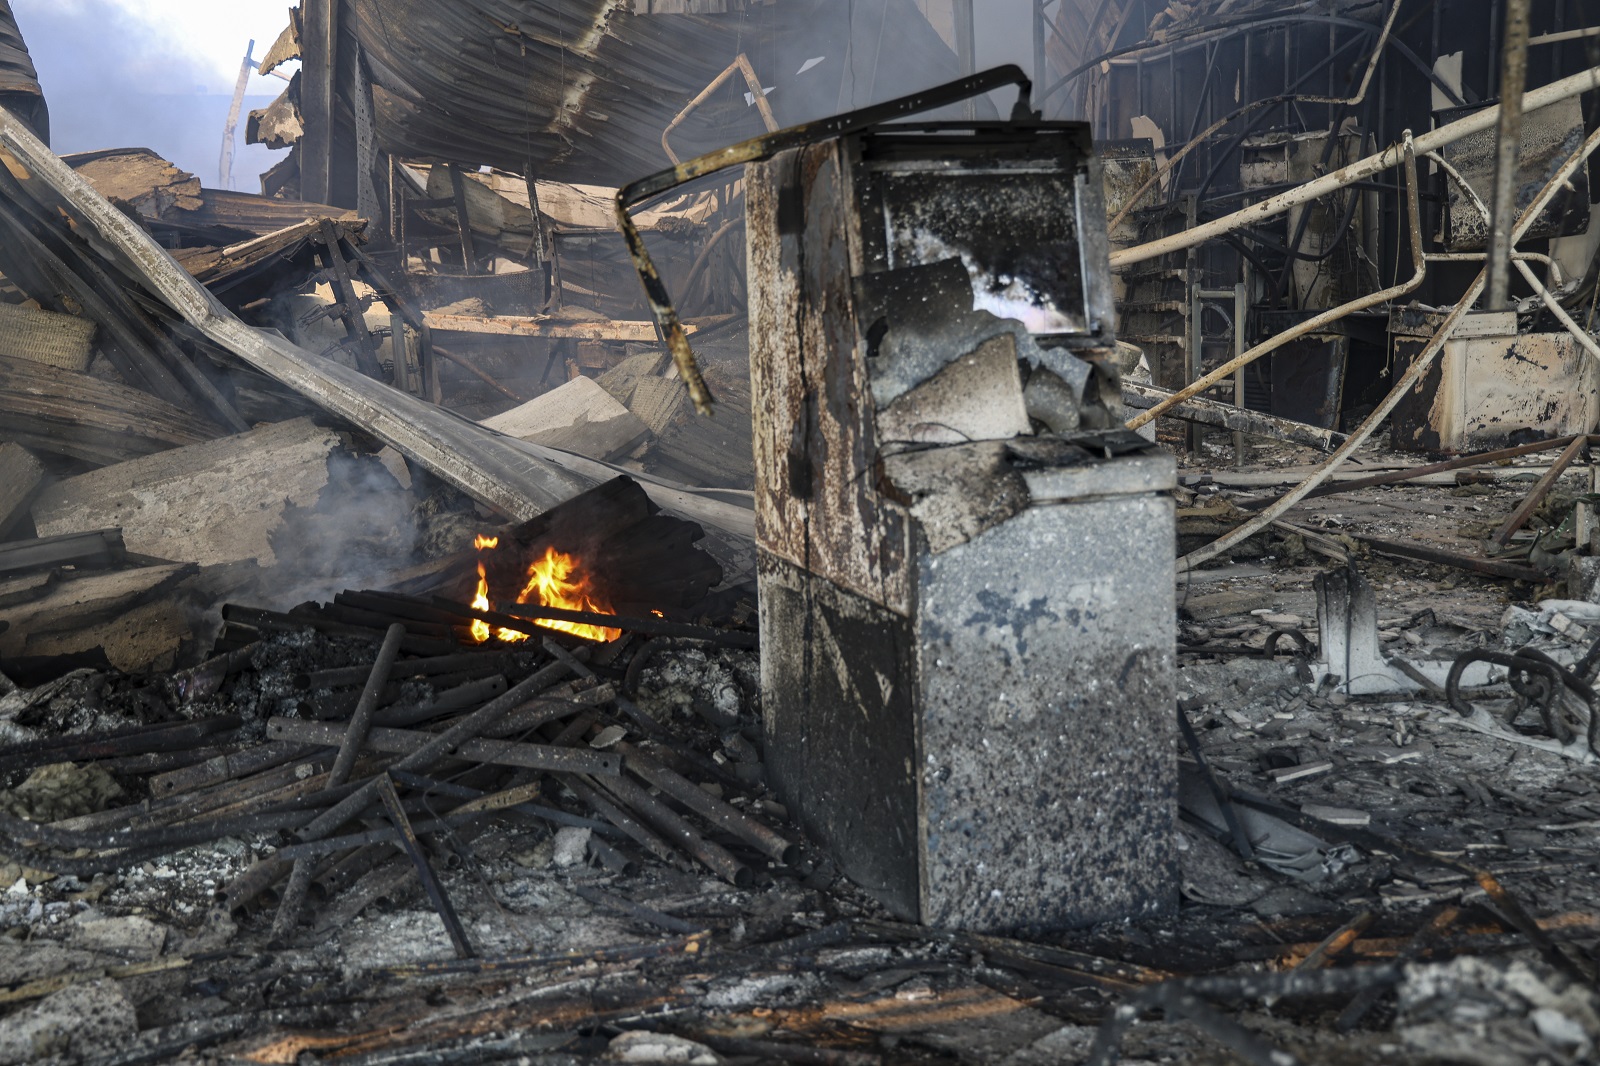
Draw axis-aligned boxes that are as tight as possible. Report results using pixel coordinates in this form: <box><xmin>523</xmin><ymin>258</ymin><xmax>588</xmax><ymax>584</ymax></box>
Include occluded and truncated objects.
<box><xmin>516</xmin><ymin>546</ymin><xmax>621</xmax><ymax>642</ymax></box>
<box><xmin>470</xmin><ymin>562</ymin><xmax>495</xmax><ymax>643</ymax></box>
<box><xmin>466</xmin><ymin>537</ymin><xmax>619</xmax><ymax>644</ymax></box>
<box><xmin>470</xmin><ymin>538</ymin><xmax>529</xmax><ymax>643</ymax></box>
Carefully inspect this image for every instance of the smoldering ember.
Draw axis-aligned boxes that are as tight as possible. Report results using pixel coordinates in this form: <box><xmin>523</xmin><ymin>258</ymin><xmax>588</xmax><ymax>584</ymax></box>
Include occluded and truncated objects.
<box><xmin>3</xmin><ymin>2</ymin><xmax>1600</xmax><ymax>1065</ymax></box>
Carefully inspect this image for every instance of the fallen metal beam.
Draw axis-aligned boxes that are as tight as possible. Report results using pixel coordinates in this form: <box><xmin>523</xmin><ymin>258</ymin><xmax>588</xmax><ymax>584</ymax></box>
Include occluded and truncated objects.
<box><xmin>0</xmin><ymin>102</ymin><xmax>592</xmax><ymax>523</ymax></box>
<box><xmin>422</xmin><ymin>311</ymin><xmax>696</xmax><ymax>343</ymax></box>
<box><xmin>1250</xmin><ymin>435</ymin><xmax>1590</xmax><ymax>507</ymax></box>
<box><xmin>1355</xmin><ymin>535</ymin><xmax>1547</xmax><ymax>583</ymax></box>
<box><xmin>1122</xmin><ymin>381</ymin><xmax>1346</xmax><ymax>452</ymax></box>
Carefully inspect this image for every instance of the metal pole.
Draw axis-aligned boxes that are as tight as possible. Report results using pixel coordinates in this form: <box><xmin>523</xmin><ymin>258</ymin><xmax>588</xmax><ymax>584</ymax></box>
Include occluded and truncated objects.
<box><xmin>1485</xmin><ymin>0</ymin><xmax>1532</xmax><ymax>310</ymax></box>
<box><xmin>954</xmin><ymin>0</ymin><xmax>976</xmax><ymax>120</ymax></box>
<box><xmin>1232</xmin><ymin>278</ymin><xmax>1248</xmax><ymax>468</ymax></box>
<box><xmin>1034</xmin><ymin>0</ymin><xmax>1048</xmax><ymax>96</ymax></box>
<box><xmin>218</xmin><ymin>39</ymin><xmax>254</xmax><ymax>190</ymax></box>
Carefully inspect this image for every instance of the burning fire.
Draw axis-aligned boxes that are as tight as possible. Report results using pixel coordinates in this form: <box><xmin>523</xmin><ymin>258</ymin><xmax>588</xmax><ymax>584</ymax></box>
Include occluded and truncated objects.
<box><xmin>469</xmin><ymin>539</ymin><xmax>621</xmax><ymax>644</ymax></box>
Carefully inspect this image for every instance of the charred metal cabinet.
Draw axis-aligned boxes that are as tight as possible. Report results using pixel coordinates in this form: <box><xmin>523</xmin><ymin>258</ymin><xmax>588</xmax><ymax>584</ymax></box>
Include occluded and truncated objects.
<box><xmin>1390</xmin><ymin>309</ymin><xmax>1600</xmax><ymax>453</ymax></box>
<box><xmin>749</xmin><ymin>121</ymin><xmax>1177</xmax><ymax>933</ymax></box>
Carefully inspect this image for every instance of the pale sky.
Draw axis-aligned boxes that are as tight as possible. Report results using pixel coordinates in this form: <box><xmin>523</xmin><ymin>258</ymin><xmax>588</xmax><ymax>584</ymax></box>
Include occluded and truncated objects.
<box><xmin>13</xmin><ymin>0</ymin><xmax>298</xmax><ymax>96</ymax></box>
<box><xmin>11</xmin><ymin>0</ymin><xmax>301</xmax><ymax>187</ymax></box>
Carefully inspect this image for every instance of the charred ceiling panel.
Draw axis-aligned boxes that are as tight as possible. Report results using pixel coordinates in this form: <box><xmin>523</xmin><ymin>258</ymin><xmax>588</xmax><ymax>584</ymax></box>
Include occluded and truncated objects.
<box><xmin>266</xmin><ymin>0</ymin><xmax>965</xmax><ymax>189</ymax></box>
<box><xmin>0</xmin><ymin>1</ymin><xmax>46</xmax><ymax>144</ymax></box>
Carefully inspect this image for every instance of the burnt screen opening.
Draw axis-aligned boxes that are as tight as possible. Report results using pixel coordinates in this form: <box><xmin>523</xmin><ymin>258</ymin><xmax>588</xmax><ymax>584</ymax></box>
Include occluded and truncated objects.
<box><xmin>875</xmin><ymin>169</ymin><xmax>1089</xmax><ymax>335</ymax></box>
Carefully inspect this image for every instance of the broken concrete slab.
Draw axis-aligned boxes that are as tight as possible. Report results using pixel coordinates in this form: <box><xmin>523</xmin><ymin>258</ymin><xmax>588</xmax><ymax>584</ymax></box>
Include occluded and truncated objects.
<box><xmin>0</xmin><ymin>563</ymin><xmax>195</xmax><ymax>668</ymax></box>
<box><xmin>0</xmin><ymin>978</ymin><xmax>137</xmax><ymax>1065</ymax></box>
<box><xmin>32</xmin><ymin>417</ymin><xmax>339</xmax><ymax>568</ymax></box>
<box><xmin>481</xmin><ymin>375</ymin><xmax>650</xmax><ymax>461</ymax></box>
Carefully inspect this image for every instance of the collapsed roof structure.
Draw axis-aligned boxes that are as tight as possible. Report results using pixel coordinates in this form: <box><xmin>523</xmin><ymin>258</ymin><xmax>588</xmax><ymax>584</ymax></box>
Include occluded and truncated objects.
<box><xmin>0</xmin><ymin>2</ymin><xmax>1597</xmax><ymax>1064</ymax></box>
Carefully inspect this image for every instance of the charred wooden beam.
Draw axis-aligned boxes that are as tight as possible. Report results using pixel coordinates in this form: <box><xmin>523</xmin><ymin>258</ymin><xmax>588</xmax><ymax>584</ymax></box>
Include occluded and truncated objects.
<box><xmin>317</xmin><ymin>218</ymin><xmax>385</xmax><ymax>379</ymax></box>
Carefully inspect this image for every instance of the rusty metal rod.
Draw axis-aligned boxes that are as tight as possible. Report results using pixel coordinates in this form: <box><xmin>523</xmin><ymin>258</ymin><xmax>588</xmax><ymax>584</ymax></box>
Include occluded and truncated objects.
<box><xmin>371</xmin><ymin>675</ymin><xmax>509</xmax><ymax>728</ymax></box>
<box><xmin>1249</xmin><ymin>435</ymin><xmax>1590</xmax><ymax>506</ymax></box>
<box><xmin>594</xmin><ymin>772</ymin><xmax>752</xmax><ymax>887</ymax></box>
<box><xmin>272</xmin><ymin>810</ymin><xmax>482</xmax><ymax>864</ymax></box>
<box><xmin>562</xmin><ymin>774</ymin><xmax>688</xmax><ymax>870</ymax></box>
<box><xmin>274</xmin><ymin>622</ymin><xmax>409</xmax><ymax>937</ymax></box>
<box><xmin>586</xmin><ymin>835</ymin><xmax>638</xmax><ymax>877</ymax></box>
<box><xmin>618</xmin><ymin>742</ymin><xmax>797</xmax><ymax>865</ymax></box>
<box><xmin>266</xmin><ymin>716</ymin><xmax>621</xmax><ymax>776</ymax></box>
<box><xmin>311</xmin><ymin>842</ymin><xmax>398</xmax><ymax>901</ymax></box>
<box><xmin>151</xmin><ymin>741</ymin><xmax>327</xmax><ymax>798</ymax></box>
<box><xmin>291</xmin><ymin>659</ymin><xmax>577</xmax><ymax>846</ymax></box>
<box><xmin>300</xmin><ymin>649</ymin><xmax>523</xmax><ymax>691</ymax></box>
<box><xmin>443</xmin><ymin>596</ymin><xmax>758</xmax><ymax>649</ymax></box>
<box><xmin>376</xmin><ymin>773</ymin><xmax>474</xmax><ymax>958</ymax></box>
<box><xmin>330</xmin><ymin>624</ymin><xmax>406</xmax><ymax>787</ymax></box>
<box><xmin>220</xmin><ymin>857</ymin><xmax>290</xmax><ymax>913</ymax></box>
<box><xmin>1492</xmin><ymin>435</ymin><xmax>1589</xmax><ymax>546</ymax></box>
<box><xmin>387</xmin><ymin>770</ymin><xmax>620</xmax><ymax>836</ymax></box>
<box><xmin>574</xmin><ymin>883</ymin><xmax>700</xmax><ymax>934</ymax></box>
<box><xmin>306</xmin><ymin>672</ymin><xmax>506</xmax><ymax>721</ymax></box>
<box><xmin>0</xmin><ymin>717</ymin><xmax>241</xmax><ymax>775</ymax></box>
<box><xmin>541</xmin><ymin>638</ymin><xmax>665</xmax><ymax>739</ymax></box>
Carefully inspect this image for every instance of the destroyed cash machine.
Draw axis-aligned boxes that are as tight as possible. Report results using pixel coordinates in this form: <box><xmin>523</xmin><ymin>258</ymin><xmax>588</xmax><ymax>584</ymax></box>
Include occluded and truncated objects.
<box><xmin>620</xmin><ymin>69</ymin><xmax>1177</xmax><ymax>932</ymax></box>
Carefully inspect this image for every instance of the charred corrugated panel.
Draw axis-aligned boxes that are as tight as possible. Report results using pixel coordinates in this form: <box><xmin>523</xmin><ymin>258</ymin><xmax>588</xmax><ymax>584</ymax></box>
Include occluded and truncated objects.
<box><xmin>747</xmin><ymin>142</ymin><xmax>914</xmax><ymax>617</ymax></box>
<box><xmin>0</xmin><ymin>1</ymin><xmax>46</xmax><ymax>144</ymax></box>
<box><xmin>250</xmin><ymin>0</ymin><xmax>965</xmax><ymax>189</ymax></box>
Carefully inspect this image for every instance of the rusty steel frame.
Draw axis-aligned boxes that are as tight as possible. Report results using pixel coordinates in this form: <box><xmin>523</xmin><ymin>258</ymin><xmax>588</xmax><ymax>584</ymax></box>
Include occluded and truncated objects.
<box><xmin>1180</xmin><ymin>120</ymin><xmax>1600</xmax><ymax>570</ymax></box>
<box><xmin>660</xmin><ymin>53</ymin><xmax>780</xmax><ymax>166</ymax></box>
<box><xmin>1127</xmin><ymin>135</ymin><xmax>1424</xmax><ymax>432</ymax></box>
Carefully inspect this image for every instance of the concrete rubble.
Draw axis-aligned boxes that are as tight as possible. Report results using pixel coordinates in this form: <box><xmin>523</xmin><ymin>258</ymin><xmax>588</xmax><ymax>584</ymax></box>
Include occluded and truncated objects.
<box><xmin>0</xmin><ymin>1</ymin><xmax>1596</xmax><ymax>1064</ymax></box>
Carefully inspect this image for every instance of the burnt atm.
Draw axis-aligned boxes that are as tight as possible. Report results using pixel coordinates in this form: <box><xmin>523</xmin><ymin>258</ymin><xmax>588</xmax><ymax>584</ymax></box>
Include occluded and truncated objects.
<box><xmin>621</xmin><ymin>69</ymin><xmax>1176</xmax><ymax>933</ymax></box>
